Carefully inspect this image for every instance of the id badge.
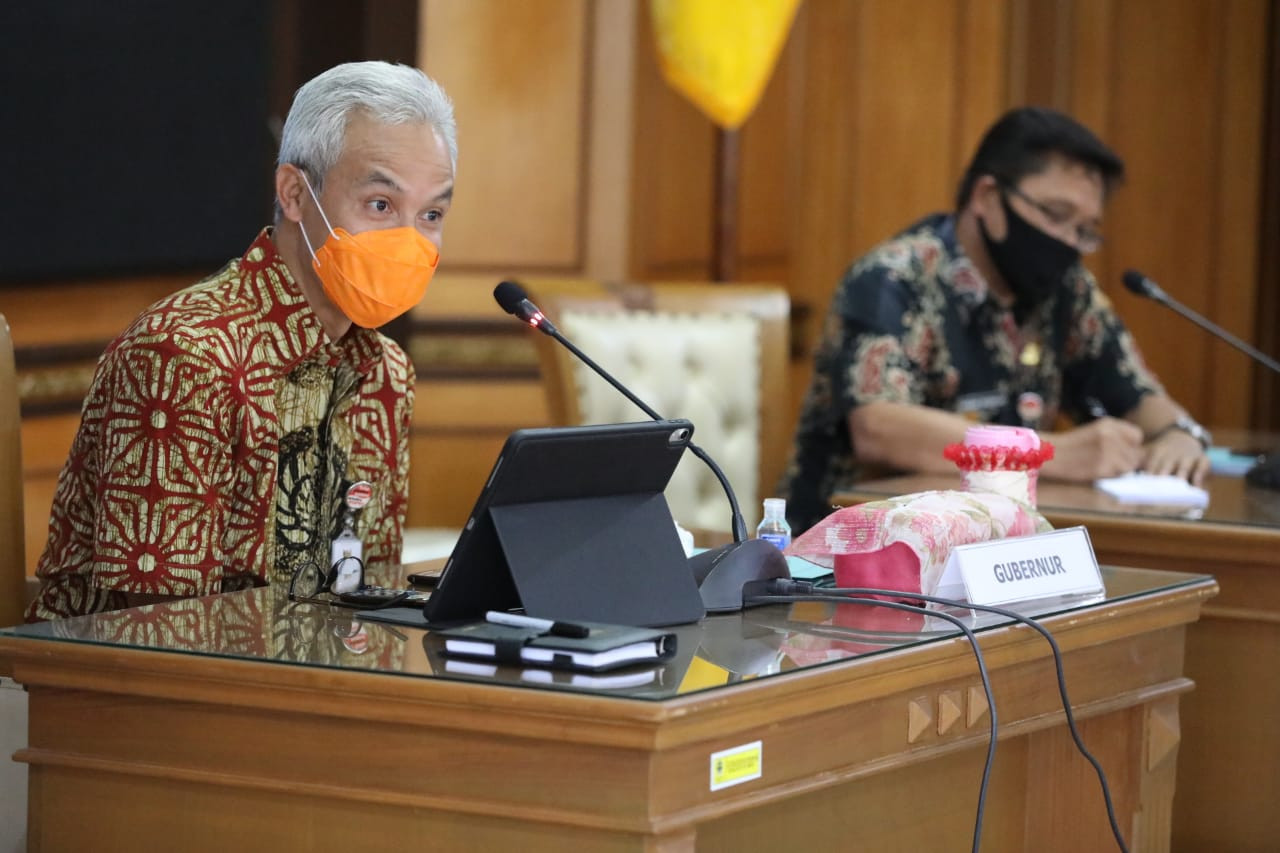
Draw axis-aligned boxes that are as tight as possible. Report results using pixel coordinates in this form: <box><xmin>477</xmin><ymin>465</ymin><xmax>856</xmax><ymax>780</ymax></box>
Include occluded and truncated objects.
<box><xmin>331</xmin><ymin>529</ymin><xmax>364</xmax><ymax>568</ymax></box>
<box><xmin>955</xmin><ymin>389</ymin><xmax>1006</xmax><ymax>421</ymax></box>
<box><xmin>330</xmin><ymin>480</ymin><xmax>373</xmax><ymax>593</ymax></box>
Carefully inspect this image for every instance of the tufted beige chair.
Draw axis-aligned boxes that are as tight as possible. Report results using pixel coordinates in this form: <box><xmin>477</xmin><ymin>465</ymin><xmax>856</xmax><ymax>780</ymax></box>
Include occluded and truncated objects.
<box><xmin>525</xmin><ymin>280</ymin><xmax>790</xmax><ymax>535</ymax></box>
<box><xmin>0</xmin><ymin>313</ymin><xmax>25</xmax><ymax>629</ymax></box>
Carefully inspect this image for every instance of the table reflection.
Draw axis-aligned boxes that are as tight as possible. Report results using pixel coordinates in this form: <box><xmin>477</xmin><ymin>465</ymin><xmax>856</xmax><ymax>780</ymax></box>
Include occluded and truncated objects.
<box><xmin>2</xmin><ymin>565</ymin><xmax>1205</xmax><ymax>701</ymax></box>
<box><xmin>835</xmin><ymin>472</ymin><xmax>1280</xmax><ymax>529</ymax></box>
<box><xmin>37</xmin><ymin>583</ymin><xmax>406</xmax><ymax>672</ymax></box>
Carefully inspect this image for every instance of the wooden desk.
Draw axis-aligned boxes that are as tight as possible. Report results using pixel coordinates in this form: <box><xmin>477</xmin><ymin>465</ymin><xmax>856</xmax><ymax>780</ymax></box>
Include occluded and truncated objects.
<box><xmin>2</xmin><ymin>569</ymin><xmax>1211</xmax><ymax>852</ymax></box>
<box><xmin>835</xmin><ymin>474</ymin><xmax>1280</xmax><ymax>852</ymax></box>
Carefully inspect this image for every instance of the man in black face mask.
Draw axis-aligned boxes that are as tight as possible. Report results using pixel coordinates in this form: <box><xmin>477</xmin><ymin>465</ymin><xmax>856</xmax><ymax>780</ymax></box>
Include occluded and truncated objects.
<box><xmin>780</xmin><ymin>107</ymin><xmax>1210</xmax><ymax>534</ymax></box>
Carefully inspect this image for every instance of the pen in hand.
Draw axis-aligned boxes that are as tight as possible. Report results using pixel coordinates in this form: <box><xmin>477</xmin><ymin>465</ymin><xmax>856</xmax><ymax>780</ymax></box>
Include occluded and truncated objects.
<box><xmin>485</xmin><ymin>610</ymin><xmax>591</xmax><ymax>639</ymax></box>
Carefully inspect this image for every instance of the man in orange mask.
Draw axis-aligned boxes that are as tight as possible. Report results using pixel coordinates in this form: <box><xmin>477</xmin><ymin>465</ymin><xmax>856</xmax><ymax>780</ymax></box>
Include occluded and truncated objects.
<box><xmin>27</xmin><ymin>62</ymin><xmax>455</xmax><ymax>620</ymax></box>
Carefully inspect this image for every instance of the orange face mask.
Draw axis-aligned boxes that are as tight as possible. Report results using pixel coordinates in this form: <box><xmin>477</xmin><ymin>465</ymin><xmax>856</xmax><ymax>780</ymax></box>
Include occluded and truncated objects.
<box><xmin>298</xmin><ymin>174</ymin><xmax>440</xmax><ymax>329</ymax></box>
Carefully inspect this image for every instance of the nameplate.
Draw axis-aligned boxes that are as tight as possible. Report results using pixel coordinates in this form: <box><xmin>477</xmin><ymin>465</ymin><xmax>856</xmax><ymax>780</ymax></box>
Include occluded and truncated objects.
<box><xmin>938</xmin><ymin>526</ymin><xmax>1103</xmax><ymax>606</ymax></box>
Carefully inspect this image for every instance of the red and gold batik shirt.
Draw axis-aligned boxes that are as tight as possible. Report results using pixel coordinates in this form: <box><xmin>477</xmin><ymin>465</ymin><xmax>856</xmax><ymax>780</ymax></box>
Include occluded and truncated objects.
<box><xmin>27</xmin><ymin>229</ymin><xmax>415</xmax><ymax>621</ymax></box>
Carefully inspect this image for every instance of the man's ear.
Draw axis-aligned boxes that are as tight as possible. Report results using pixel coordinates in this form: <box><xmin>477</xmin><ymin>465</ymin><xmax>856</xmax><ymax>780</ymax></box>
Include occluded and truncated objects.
<box><xmin>968</xmin><ymin>174</ymin><xmax>1005</xmax><ymax>232</ymax></box>
<box><xmin>969</xmin><ymin>174</ymin><xmax>1001</xmax><ymax>213</ymax></box>
<box><xmin>275</xmin><ymin>164</ymin><xmax>309</xmax><ymax>224</ymax></box>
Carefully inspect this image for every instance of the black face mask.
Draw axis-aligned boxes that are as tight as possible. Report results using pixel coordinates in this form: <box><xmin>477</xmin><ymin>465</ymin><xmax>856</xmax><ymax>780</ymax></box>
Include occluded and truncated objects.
<box><xmin>979</xmin><ymin>192</ymin><xmax>1080</xmax><ymax>321</ymax></box>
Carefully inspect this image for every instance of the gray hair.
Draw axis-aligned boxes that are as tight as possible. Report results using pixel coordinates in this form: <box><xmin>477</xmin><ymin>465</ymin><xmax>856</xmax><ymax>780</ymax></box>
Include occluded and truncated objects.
<box><xmin>277</xmin><ymin>61</ymin><xmax>457</xmax><ymax>193</ymax></box>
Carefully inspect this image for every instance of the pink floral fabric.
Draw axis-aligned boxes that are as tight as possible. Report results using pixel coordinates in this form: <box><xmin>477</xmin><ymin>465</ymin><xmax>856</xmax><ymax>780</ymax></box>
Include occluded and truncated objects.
<box><xmin>787</xmin><ymin>490</ymin><xmax>1051</xmax><ymax>598</ymax></box>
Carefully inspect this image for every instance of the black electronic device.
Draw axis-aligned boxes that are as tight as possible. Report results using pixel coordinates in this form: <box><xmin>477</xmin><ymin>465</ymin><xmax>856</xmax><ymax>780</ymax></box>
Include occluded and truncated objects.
<box><xmin>1122</xmin><ymin>269</ymin><xmax>1280</xmax><ymax>491</ymax></box>
<box><xmin>437</xmin><ymin>619</ymin><xmax>678</xmax><ymax>673</ymax></box>
<box><xmin>688</xmin><ymin>538</ymin><xmax>790</xmax><ymax>613</ymax></box>
<box><xmin>336</xmin><ymin>586</ymin><xmax>429</xmax><ymax>609</ymax></box>
<box><xmin>416</xmin><ymin>619</ymin><xmax>706</xmax><ymax>699</ymax></box>
<box><xmin>1246</xmin><ymin>455</ymin><xmax>1280</xmax><ymax>489</ymax></box>
<box><xmin>422</xmin><ymin>420</ymin><xmax>707</xmax><ymax>628</ymax></box>
<box><xmin>493</xmin><ymin>280</ymin><xmax>792</xmax><ymax>610</ymax></box>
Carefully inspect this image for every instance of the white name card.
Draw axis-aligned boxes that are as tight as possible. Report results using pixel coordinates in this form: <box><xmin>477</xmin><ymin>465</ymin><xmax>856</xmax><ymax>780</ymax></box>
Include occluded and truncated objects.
<box><xmin>937</xmin><ymin>526</ymin><xmax>1103</xmax><ymax>606</ymax></box>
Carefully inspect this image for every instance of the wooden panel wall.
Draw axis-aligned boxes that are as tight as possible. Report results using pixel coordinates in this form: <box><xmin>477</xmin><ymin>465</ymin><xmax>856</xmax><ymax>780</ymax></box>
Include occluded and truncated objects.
<box><xmin>404</xmin><ymin>271</ymin><xmax>551</xmax><ymax>529</ymax></box>
<box><xmin>624</xmin><ymin>0</ymin><xmax>1269</xmax><ymax>430</ymax></box>
<box><xmin>5</xmin><ymin>0</ymin><xmax>1273</xmax><ymax>574</ymax></box>
<box><xmin>627</xmin><ymin>8</ymin><xmax>718</xmax><ymax>279</ymax></box>
<box><xmin>419</xmin><ymin>0</ymin><xmax>589</xmax><ymax>271</ymax></box>
<box><xmin>798</xmin><ymin>0</ymin><xmax>1008</xmax><ymax>325</ymax></box>
<box><xmin>408</xmin><ymin>0</ymin><xmax>601</xmax><ymax>529</ymax></box>
<box><xmin>620</xmin><ymin>0</ymin><xmax>1016</xmax><ymax>418</ymax></box>
<box><xmin>627</xmin><ymin>6</ymin><xmax>798</xmax><ymax>284</ymax></box>
<box><xmin>780</xmin><ymin>0</ymin><xmax>1013</xmax><ymax>417</ymax></box>
<box><xmin>1009</xmin><ymin>0</ymin><xmax>1269</xmax><ymax>428</ymax></box>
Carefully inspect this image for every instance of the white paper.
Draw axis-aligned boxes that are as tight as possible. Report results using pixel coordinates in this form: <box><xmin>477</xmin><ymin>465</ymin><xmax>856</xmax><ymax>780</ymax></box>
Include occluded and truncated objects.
<box><xmin>444</xmin><ymin>638</ymin><xmax>664</xmax><ymax>669</ymax></box>
<box><xmin>1095</xmin><ymin>473</ymin><xmax>1209</xmax><ymax>507</ymax></box>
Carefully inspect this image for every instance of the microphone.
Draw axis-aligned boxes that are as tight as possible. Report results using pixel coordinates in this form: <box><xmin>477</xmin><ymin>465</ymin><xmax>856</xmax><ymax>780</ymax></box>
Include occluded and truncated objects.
<box><xmin>494</xmin><ymin>280</ymin><xmax>789</xmax><ymax>611</ymax></box>
<box><xmin>1122</xmin><ymin>269</ymin><xmax>1280</xmax><ymax>489</ymax></box>
<box><xmin>1122</xmin><ymin>270</ymin><xmax>1280</xmax><ymax>374</ymax></box>
<box><xmin>494</xmin><ymin>280</ymin><xmax>557</xmax><ymax>334</ymax></box>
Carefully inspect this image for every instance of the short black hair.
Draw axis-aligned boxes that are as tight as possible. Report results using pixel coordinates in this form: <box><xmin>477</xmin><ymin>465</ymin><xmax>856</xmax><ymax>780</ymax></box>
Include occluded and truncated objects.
<box><xmin>955</xmin><ymin>107</ymin><xmax>1125</xmax><ymax>210</ymax></box>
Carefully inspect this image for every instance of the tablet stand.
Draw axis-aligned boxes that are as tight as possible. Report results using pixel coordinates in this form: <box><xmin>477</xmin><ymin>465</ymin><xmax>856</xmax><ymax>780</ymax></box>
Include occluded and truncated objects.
<box><xmin>489</xmin><ymin>492</ymin><xmax>706</xmax><ymax>627</ymax></box>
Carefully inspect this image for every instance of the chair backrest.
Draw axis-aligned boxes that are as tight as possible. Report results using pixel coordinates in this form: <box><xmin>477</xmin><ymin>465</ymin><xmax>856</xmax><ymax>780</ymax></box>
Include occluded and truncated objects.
<box><xmin>524</xmin><ymin>279</ymin><xmax>790</xmax><ymax>533</ymax></box>
<box><xmin>0</xmin><ymin>314</ymin><xmax>26</xmax><ymax>626</ymax></box>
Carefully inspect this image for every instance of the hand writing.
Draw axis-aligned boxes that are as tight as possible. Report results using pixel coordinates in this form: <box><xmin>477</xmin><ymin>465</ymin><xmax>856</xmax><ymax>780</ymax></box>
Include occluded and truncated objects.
<box><xmin>1142</xmin><ymin>429</ymin><xmax>1210</xmax><ymax>486</ymax></box>
<box><xmin>1042</xmin><ymin>418</ymin><xmax>1144</xmax><ymax>482</ymax></box>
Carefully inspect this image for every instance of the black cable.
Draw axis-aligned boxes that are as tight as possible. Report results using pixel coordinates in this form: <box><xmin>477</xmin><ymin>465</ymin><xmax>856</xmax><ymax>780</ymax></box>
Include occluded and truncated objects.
<box><xmin>822</xmin><ymin>584</ymin><xmax>1127</xmax><ymax>852</ymax></box>
<box><xmin>749</xmin><ymin>593</ymin><xmax>997</xmax><ymax>853</ymax></box>
<box><xmin>760</xmin><ymin>579</ymin><xmax>1129</xmax><ymax>853</ymax></box>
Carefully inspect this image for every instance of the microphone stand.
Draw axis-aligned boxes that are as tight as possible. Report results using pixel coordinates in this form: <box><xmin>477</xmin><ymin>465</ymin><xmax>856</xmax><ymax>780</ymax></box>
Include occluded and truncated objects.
<box><xmin>1140</xmin><ymin>285</ymin><xmax>1280</xmax><ymax>374</ymax></box>
<box><xmin>498</xmin><ymin>282</ymin><xmax>790</xmax><ymax>612</ymax></box>
<box><xmin>1125</xmin><ymin>271</ymin><xmax>1280</xmax><ymax>489</ymax></box>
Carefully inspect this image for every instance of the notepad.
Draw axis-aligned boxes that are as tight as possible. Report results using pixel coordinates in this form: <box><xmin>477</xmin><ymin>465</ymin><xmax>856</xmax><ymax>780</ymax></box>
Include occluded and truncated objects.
<box><xmin>440</xmin><ymin>658</ymin><xmax>659</xmax><ymax>689</ymax></box>
<box><xmin>1094</xmin><ymin>473</ymin><xmax>1209</xmax><ymax>507</ymax></box>
<box><xmin>519</xmin><ymin>667</ymin><xmax>659</xmax><ymax>689</ymax></box>
<box><xmin>437</xmin><ymin>620</ymin><xmax>677</xmax><ymax>673</ymax></box>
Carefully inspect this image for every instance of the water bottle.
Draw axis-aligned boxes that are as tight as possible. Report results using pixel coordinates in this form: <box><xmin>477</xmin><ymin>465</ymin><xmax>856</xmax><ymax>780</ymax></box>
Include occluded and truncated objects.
<box><xmin>756</xmin><ymin>497</ymin><xmax>792</xmax><ymax>551</ymax></box>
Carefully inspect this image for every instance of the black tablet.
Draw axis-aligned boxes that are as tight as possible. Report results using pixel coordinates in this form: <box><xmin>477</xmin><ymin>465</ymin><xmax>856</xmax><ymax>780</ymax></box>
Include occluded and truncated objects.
<box><xmin>423</xmin><ymin>420</ymin><xmax>707</xmax><ymax>627</ymax></box>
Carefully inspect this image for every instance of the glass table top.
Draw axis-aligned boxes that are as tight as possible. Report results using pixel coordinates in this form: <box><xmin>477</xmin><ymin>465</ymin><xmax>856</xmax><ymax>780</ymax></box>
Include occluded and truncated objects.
<box><xmin>1</xmin><ymin>565</ymin><xmax>1211</xmax><ymax>701</ymax></box>
<box><xmin>837</xmin><ymin>472</ymin><xmax>1280</xmax><ymax>529</ymax></box>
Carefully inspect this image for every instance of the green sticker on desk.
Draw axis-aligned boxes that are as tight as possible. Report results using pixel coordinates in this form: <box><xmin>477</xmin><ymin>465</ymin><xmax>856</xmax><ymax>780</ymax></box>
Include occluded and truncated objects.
<box><xmin>690</xmin><ymin>550</ymin><xmax>831</xmax><ymax>580</ymax></box>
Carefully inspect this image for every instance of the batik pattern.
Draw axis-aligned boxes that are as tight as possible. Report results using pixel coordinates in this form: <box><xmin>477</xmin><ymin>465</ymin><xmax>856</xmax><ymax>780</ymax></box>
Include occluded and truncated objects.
<box><xmin>27</xmin><ymin>229</ymin><xmax>414</xmax><ymax>621</ymax></box>
<box><xmin>781</xmin><ymin>213</ymin><xmax>1162</xmax><ymax>533</ymax></box>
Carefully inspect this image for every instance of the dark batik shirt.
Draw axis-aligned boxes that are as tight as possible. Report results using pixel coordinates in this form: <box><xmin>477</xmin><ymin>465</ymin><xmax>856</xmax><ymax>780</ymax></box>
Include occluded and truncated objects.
<box><xmin>780</xmin><ymin>213</ymin><xmax>1162</xmax><ymax>533</ymax></box>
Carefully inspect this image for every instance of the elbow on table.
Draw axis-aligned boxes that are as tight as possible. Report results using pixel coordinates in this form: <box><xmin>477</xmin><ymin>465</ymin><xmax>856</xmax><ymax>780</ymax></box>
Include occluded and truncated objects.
<box><xmin>850</xmin><ymin>404</ymin><xmax>955</xmax><ymax>474</ymax></box>
<box><xmin>849</xmin><ymin>407</ymin><xmax>899</xmax><ymax>467</ymax></box>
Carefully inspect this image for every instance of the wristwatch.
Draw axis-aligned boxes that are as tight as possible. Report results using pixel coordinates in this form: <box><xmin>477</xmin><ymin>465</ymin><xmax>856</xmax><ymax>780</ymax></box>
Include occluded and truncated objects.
<box><xmin>1151</xmin><ymin>414</ymin><xmax>1213</xmax><ymax>449</ymax></box>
